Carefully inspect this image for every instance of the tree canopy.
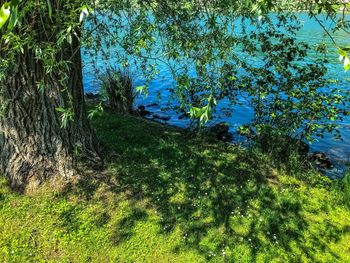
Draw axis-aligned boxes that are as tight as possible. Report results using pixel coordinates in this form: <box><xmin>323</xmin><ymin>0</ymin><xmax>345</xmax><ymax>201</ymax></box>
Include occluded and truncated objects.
<box><xmin>0</xmin><ymin>0</ymin><xmax>349</xmax><ymax>189</ymax></box>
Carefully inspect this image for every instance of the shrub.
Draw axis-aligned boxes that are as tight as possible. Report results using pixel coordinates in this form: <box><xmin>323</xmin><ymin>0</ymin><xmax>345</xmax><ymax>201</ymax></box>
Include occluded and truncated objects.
<box><xmin>231</xmin><ymin>15</ymin><xmax>350</xmax><ymax>162</ymax></box>
<box><xmin>99</xmin><ymin>68</ymin><xmax>134</xmax><ymax>114</ymax></box>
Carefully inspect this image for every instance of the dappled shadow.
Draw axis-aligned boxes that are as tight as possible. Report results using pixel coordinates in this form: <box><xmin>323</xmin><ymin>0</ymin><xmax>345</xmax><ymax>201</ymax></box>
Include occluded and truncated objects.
<box><xmin>73</xmin><ymin>113</ymin><xmax>350</xmax><ymax>260</ymax></box>
<box><xmin>57</xmin><ymin>202</ymin><xmax>110</xmax><ymax>234</ymax></box>
<box><xmin>111</xmin><ymin>206</ymin><xmax>148</xmax><ymax>245</ymax></box>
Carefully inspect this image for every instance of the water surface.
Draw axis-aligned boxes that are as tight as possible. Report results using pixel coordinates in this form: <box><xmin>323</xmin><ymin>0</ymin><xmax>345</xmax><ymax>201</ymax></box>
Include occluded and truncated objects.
<box><xmin>82</xmin><ymin>13</ymin><xmax>350</xmax><ymax>167</ymax></box>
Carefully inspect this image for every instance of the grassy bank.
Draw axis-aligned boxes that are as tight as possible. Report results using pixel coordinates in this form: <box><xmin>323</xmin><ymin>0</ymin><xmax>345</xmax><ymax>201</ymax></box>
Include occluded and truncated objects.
<box><xmin>1</xmin><ymin>111</ymin><xmax>350</xmax><ymax>262</ymax></box>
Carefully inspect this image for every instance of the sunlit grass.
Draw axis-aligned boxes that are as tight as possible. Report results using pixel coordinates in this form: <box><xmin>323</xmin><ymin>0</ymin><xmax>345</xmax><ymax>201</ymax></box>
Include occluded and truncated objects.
<box><xmin>0</xmin><ymin>111</ymin><xmax>350</xmax><ymax>262</ymax></box>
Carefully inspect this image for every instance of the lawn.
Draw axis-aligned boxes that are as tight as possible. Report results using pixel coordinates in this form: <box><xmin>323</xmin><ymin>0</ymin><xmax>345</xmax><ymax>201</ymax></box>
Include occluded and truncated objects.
<box><xmin>1</xmin><ymin>111</ymin><xmax>350</xmax><ymax>262</ymax></box>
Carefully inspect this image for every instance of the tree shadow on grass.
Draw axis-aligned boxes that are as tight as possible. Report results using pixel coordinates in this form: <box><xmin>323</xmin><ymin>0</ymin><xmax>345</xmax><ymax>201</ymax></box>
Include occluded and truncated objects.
<box><xmin>84</xmin><ymin>114</ymin><xmax>350</xmax><ymax>260</ymax></box>
<box><xmin>111</xmin><ymin>206</ymin><xmax>148</xmax><ymax>245</ymax></box>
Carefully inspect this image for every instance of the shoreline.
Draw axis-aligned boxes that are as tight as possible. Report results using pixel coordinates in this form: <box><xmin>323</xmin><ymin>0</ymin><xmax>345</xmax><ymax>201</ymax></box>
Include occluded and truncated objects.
<box><xmin>85</xmin><ymin>92</ymin><xmax>348</xmax><ymax>179</ymax></box>
<box><xmin>131</xmin><ymin>103</ymin><xmax>348</xmax><ymax>179</ymax></box>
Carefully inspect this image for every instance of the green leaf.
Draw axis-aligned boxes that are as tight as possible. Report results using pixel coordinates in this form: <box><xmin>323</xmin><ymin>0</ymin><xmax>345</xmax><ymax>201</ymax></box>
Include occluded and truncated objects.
<box><xmin>136</xmin><ymin>85</ymin><xmax>148</xmax><ymax>97</ymax></box>
<box><xmin>37</xmin><ymin>80</ymin><xmax>45</xmax><ymax>93</ymax></box>
<box><xmin>46</xmin><ymin>0</ymin><xmax>52</xmax><ymax>18</ymax></box>
<box><xmin>55</xmin><ymin>107</ymin><xmax>73</xmax><ymax>128</ymax></box>
<box><xmin>0</xmin><ymin>2</ymin><xmax>11</xmax><ymax>29</ymax></box>
<box><xmin>66</xmin><ymin>34</ymin><xmax>72</xmax><ymax>45</ymax></box>
<box><xmin>338</xmin><ymin>48</ymin><xmax>347</xmax><ymax>58</ymax></box>
<box><xmin>344</xmin><ymin>56</ymin><xmax>350</xmax><ymax>72</ymax></box>
<box><xmin>7</xmin><ymin>4</ymin><xmax>17</xmax><ymax>30</ymax></box>
<box><xmin>337</xmin><ymin>48</ymin><xmax>350</xmax><ymax>71</ymax></box>
<box><xmin>80</xmin><ymin>5</ymin><xmax>90</xmax><ymax>23</ymax></box>
<box><xmin>88</xmin><ymin>103</ymin><xmax>104</xmax><ymax>119</ymax></box>
<box><xmin>55</xmin><ymin>107</ymin><xmax>66</xmax><ymax>113</ymax></box>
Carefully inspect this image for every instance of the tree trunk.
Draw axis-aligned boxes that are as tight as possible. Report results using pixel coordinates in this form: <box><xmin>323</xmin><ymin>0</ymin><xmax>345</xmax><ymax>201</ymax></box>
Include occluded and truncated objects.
<box><xmin>0</xmin><ymin>3</ymin><xmax>101</xmax><ymax>191</ymax></box>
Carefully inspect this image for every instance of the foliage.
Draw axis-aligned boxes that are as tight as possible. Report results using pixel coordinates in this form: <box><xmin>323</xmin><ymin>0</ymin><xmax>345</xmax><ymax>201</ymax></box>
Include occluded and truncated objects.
<box><xmin>338</xmin><ymin>47</ymin><xmax>350</xmax><ymax>71</ymax></box>
<box><xmin>2</xmin><ymin>0</ymin><xmax>348</xmax><ymax>143</ymax></box>
<box><xmin>99</xmin><ymin>68</ymin><xmax>134</xmax><ymax>114</ymax></box>
<box><xmin>83</xmin><ymin>1</ymin><xmax>349</xmax><ymax>144</ymax></box>
<box><xmin>232</xmin><ymin>15</ymin><xmax>350</xmax><ymax>146</ymax></box>
<box><xmin>282</xmin><ymin>0</ymin><xmax>350</xmax><ymax>71</ymax></box>
<box><xmin>0</xmin><ymin>2</ymin><xmax>10</xmax><ymax>28</ymax></box>
<box><xmin>1</xmin><ymin>110</ymin><xmax>350</xmax><ymax>262</ymax></box>
<box><xmin>55</xmin><ymin>107</ymin><xmax>74</xmax><ymax>128</ymax></box>
<box><xmin>88</xmin><ymin>102</ymin><xmax>104</xmax><ymax>119</ymax></box>
<box><xmin>311</xmin><ymin>2</ymin><xmax>350</xmax><ymax>72</ymax></box>
<box><xmin>188</xmin><ymin>95</ymin><xmax>217</xmax><ymax>129</ymax></box>
<box><xmin>0</xmin><ymin>0</ymin><xmax>90</xmax><ymax>121</ymax></box>
<box><xmin>82</xmin><ymin>0</ymin><xmax>282</xmax><ymax>128</ymax></box>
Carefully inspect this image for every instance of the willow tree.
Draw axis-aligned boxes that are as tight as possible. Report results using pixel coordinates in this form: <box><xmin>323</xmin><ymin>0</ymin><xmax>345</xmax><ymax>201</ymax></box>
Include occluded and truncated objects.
<box><xmin>0</xmin><ymin>0</ymin><xmax>100</xmax><ymax>190</ymax></box>
<box><xmin>1</xmin><ymin>0</ymin><xmax>347</xmax><ymax>191</ymax></box>
<box><xmin>0</xmin><ymin>0</ymin><xmax>275</xmax><ymax>191</ymax></box>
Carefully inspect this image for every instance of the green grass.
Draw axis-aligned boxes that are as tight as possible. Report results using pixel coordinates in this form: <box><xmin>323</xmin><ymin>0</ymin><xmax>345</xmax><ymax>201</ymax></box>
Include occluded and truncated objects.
<box><xmin>1</xmin><ymin>111</ymin><xmax>350</xmax><ymax>262</ymax></box>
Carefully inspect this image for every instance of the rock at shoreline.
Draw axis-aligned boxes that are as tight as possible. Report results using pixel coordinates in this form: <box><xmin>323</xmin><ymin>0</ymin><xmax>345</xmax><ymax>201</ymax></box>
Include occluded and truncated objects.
<box><xmin>153</xmin><ymin>114</ymin><xmax>171</xmax><ymax>121</ymax></box>
<box><xmin>138</xmin><ymin>105</ymin><xmax>146</xmax><ymax>111</ymax></box>
<box><xmin>309</xmin><ymin>152</ymin><xmax>334</xmax><ymax>170</ymax></box>
<box><xmin>85</xmin><ymin>92</ymin><xmax>103</xmax><ymax>103</ymax></box>
<box><xmin>210</xmin><ymin>122</ymin><xmax>229</xmax><ymax>135</ymax></box>
<box><xmin>135</xmin><ymin>105</ymin><xmax>151</xmax><ymax>117</ymax></box>
<box><xmin>217</xmin><ymin>132</ymin><xmax>233</xmax><ymax>142</ymax></box>
<box><xmin>209</xmin><ymin>122</ymin><xmax>233</xmax><ymax>142</ymax></box>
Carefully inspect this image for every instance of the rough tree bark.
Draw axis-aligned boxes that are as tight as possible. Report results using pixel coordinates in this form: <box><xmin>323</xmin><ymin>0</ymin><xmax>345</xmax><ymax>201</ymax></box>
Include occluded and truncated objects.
<box><xmin>0</xmin><ymin>1</ymin><xmax>101</xmax><ymax>191</ymax></box>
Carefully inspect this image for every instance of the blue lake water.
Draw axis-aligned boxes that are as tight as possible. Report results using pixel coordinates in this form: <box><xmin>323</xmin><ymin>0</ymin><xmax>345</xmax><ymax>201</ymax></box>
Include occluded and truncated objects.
<box><xmin>82</xmin><ymin>13</ymin><xmax>350</xmax><ymax>167</ymax></box>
